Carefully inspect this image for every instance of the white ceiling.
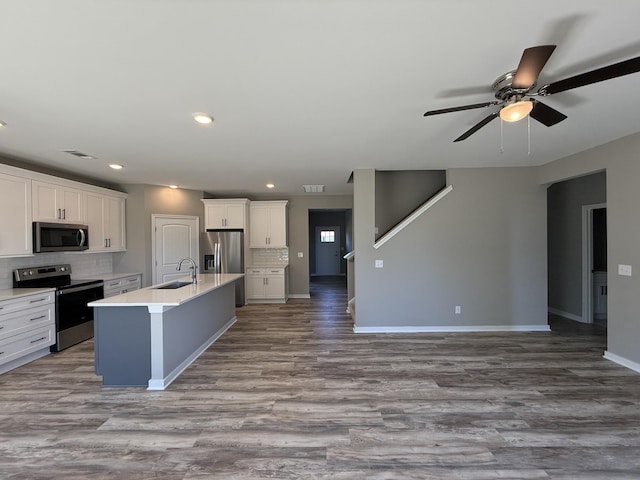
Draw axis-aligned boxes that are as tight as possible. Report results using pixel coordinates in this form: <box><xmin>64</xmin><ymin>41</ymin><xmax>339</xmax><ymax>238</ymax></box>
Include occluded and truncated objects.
<box><xmin>1</xmin><ymin>1</ymin><xmax>639</xmax><ymax>196</ymax></box>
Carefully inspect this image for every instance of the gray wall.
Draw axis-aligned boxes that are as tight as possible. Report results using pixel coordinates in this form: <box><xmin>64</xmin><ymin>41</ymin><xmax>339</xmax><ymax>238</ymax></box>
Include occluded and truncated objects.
<box><xmin>113</xmin><ymin>184</ymin><xmax>205</xmax><ymax>287</ymax></box>
<box><xmin>354</xmin><ymin>167</ymin><xmax>548</xmax><ymax>329</ymax></box>
<box><xmin>375</xmin><ymin>170</ymin><xmax>445</xmax><ymax>239</ymax></box>
<box><xmin>547</xmin><ymin>172</ymin><xmax>606</xmax><ymax>318</ymax></box>
<box><xmin>540</xmin><ymin>131</ymin><xmax>640</xmax><ymax>368</ymax></box>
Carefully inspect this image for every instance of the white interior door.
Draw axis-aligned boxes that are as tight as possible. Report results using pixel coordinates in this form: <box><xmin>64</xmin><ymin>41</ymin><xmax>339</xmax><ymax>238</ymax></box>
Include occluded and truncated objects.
<box><xmin>315</xmin><ymin>226</ymin><xmax>341</xmax><ymax>275</ymax></box>
<box><xmin>152</xmin><ymin>215</ymin><xmax>199</xmax><ymax>285</ymax></box>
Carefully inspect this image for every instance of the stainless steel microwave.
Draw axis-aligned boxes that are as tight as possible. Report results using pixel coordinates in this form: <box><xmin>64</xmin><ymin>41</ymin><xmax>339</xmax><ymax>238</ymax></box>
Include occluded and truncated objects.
<box><xmin>33</xmin><ymin>222</ymin><xmax>89</xmax><ymax>253</ymax></box>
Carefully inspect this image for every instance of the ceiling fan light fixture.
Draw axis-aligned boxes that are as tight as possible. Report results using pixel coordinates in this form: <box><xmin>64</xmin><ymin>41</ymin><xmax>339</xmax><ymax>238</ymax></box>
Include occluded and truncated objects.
<box><xmin>500</xmin><ymin>99</ymin><xmax>533</xmax><ymax>123</ymax></box>
<box><xmin>192</xmin><ymin>112</ymin><xmax>213</xmax><ymax>125</ymax></box>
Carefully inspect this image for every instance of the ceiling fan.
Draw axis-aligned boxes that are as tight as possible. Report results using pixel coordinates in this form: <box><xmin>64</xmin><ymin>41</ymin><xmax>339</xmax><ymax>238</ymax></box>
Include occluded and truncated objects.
<box><xmin>424</xmin><ymin>45</ymin><xmax>640</xmax><ymax>142</ymax></box>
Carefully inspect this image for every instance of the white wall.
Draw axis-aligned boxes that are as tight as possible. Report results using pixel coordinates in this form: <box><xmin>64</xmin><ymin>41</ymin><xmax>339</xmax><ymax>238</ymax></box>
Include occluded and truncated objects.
<box><xmin>354</xmin><ymin>167</ymin><xmax>548</xmax><ymax>330</ymax></box>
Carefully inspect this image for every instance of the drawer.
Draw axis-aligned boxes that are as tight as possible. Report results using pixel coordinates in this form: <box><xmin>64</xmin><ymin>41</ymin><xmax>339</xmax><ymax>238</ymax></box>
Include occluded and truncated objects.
<box><xmin>266</xmin><ymin>268</ymin><xmax>284</xmax><ymax>276</ymax></box>
<box><xmin>247</xmin><ymin>268</ymin><xmax>266</xmax><ymax>276</ymax></box>
<box><xmin>123</xmin><ymin>276</ymin><xmax>141</xmax><ymax>291</ymax></box>
<box><xmin>0</xmin><ymin>325</ymin><xmax>55</xmax><ymax>366</ymax></box>
<box><xmin>0</xmin><ymin>305</ymin><xmax>54</xmax><ymax>341</ymax></box>
<box><xmin>103</xmin><ymin>275</ymin><xmax>141</xmax><ymax>298</ymax></box>
<box><xmin>0</xmin><ymin>292</ymin><xmax>54</xmax><ymax>317</ymax></box>
<box><xmin>104</xmin><ymin>279</ymin><xmax>124</xmax><ymax>290</ymax></box>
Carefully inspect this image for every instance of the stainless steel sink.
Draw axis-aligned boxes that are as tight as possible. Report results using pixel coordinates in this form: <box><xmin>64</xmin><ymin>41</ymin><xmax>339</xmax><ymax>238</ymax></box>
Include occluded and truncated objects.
<box><xmin>155</xmin><ymin>281</ymin><xmax>194</xmax><ymax>290</ymax></box>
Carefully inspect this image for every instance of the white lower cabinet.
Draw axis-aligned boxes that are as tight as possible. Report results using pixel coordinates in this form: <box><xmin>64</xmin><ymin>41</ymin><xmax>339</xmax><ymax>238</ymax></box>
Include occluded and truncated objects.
<box><xmin>103</xmin><ymin>274</ymin><xmax>142</xmax><ymax>298</ymax></box>
<box><xmin>246</xmin><ymin>267</ymin><xmax>288</xmax><ymax>303</ymax></box>
<box><xmin>0</xmin><ymin>291</ymin><xmax>55</xmax><ymax>374</ymax></box>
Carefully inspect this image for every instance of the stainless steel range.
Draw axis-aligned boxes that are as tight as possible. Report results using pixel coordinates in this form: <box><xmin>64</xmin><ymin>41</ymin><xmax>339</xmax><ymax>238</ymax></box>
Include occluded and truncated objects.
<box><xmin>13</xmin><ymin>264</ymin><xmax>104</xmax><ymax>352</ymax></box>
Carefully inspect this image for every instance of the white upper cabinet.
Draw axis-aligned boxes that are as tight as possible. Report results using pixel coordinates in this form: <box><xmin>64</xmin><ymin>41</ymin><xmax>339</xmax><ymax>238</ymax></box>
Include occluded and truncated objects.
<box><xmin>202</xmin><ymin>199</ymin><xmax>249</xmax><ymax>230</ymax></box>
<box><xmin>85</xmin><ymin>192</ymin><xmax>126</xmax><ymax>252</ymax></box>
<box><xmin>249</xmin><ymin>201</ymin><xmax>288</xmax><ymax>248</ymax></box>
<box><xmin>0</xmin><ymin>172</ymin><xmax>32</xmax><ymax>257</ymax></box>
<box><xmin>32</xmin><ymin>180</ymin><xmax>83</xmax><ymax>223</ymax></box>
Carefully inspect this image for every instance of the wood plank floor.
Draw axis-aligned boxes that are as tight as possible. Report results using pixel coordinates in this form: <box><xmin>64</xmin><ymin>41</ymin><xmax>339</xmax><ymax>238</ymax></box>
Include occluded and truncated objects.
<box><xmin>1</xmin><ymin>278</ymin><xmax>640</xmax><ymax>479</ymax></box>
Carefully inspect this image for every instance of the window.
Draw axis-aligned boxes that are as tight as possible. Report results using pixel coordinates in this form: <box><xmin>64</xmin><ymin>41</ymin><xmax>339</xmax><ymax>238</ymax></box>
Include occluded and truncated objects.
<box><xmin>320</xmin><ymin>230</ymin><xmax>335</xmax><ymax>243</ymax></box>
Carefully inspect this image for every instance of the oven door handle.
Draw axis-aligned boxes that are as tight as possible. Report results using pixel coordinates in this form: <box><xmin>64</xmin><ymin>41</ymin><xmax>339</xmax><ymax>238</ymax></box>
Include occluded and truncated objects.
<box><xmin>57</xmin><ymin>283</ymin><xmax>104</xmax><ymax>296</ymax></box>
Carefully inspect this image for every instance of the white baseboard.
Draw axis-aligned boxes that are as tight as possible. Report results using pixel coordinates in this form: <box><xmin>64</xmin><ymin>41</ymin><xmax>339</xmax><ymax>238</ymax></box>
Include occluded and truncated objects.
<box><xmin>147</xmin><ymin>316</ymin><xmax>237</xmax><ymax>391</ymax></box>
<box><xmin>603</xmin><ymin>351</ymin><xmax>640</xmax><ymax>374</ymax></box>
<box><xmin>548</xmin><ymin>307</ymin><xmax>583</xmax><ymax>323</ymax></box>
<box><xmin>288</xmin><ymin>293</ymin><xmax>311</xmax><ymax>299</ymax></box>
<box><xmin>353</xmin><ymin>324</ymin><xmax>551</xmax><ymax>334</ymax></box>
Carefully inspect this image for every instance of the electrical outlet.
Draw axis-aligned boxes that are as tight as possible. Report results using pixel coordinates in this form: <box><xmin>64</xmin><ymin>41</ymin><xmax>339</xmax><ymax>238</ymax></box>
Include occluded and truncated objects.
<box><xmin>455</xmin><ymin>305</ymin><xmax>461</xmax><ymax>314</ymax></box>
<box><xmin>618</xmin><ymin>264</ymin><xmax>632</xmax><ymax>276</ymax></box>
<box><xmin>297</xmin><ymin>252</ymin><xmax>304</xmax><ymax>258</ymax></box>
<box><xmin>375</xmin><ymin>259</ymin><xmax>383</xmax><ymax>268</ymax></box>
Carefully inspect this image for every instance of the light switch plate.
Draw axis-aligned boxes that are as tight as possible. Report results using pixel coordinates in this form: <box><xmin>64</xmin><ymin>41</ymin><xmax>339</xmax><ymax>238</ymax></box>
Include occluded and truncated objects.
<box><xmin>618</xmin><ymin>264</ymin><xmax>632</xmax><ymax>276</ymax></box>
<box><xmin>375</xmin><ymin>259</ymin><xmax>383</xmax><ymax>268</ymax></box>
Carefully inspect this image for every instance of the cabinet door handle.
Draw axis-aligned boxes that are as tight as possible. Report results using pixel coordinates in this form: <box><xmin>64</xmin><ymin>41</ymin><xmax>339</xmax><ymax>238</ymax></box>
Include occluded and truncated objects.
<box><xmin>30</xmin><ymin>298</ymin><xmax>47</xmax><ymax>303</ymax></box>
<box><xmin>30</xmin><ymin>315</ymin><xmax>47</xmax><ymax>321</ymax></box>
<box><xmin>30</xmin><ymin>336</ymin><xmax>47</xmax><ymax>344</ymax></box>
<box><xmin>0</xmin><ymin>326</ymin><xmax>4</xmax><ymax>330</ymax></box>
<box><xmin>0</xmin><ymin>351</ymin><xmax>4</xmax><ymax>355</ymax></box>
<box><xmin>63</xmin><ymin>208</ymin><xmax>66</xmax><ymax>219</ymax></box>
<box><xmin>57</xmin><ymin>208</ymin><xmax>62</xmax><ymax>219</ymax></box>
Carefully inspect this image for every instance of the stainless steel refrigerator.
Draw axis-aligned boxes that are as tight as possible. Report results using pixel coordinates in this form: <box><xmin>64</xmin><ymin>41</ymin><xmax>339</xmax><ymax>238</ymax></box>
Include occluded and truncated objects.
<box><xmin>201</xmin><ymin>230</ymin><xmax>245</xmax><ymax>306</ymax></box>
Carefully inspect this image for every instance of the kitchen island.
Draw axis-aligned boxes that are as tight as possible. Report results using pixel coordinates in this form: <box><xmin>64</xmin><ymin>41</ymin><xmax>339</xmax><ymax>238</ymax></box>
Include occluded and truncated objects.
<box><xmin>89</xmin><ymin>273</ymin><xmax>243</xmax><ymax>390</ymax></box>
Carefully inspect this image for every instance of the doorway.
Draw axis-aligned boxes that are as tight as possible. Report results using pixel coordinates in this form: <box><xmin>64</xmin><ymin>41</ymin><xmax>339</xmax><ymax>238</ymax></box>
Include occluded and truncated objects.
<box><xmin>582</xmin><ymin>204</ymin><xmax>607</xmax><ymax>325</ymax></box>
<box><xmin>547</xmin><ymin>171</ymin><xmax>607</xmax><ymax>328</ymax></box>
<box><xmin>315</xmin><ymin>226</ymin><xmax>341</xmax><ymax>276</ymax></box>
<box><xmin>151</xmin><ymin>215</ymin><xmax>199</xmax><ymax>285</ymax></box>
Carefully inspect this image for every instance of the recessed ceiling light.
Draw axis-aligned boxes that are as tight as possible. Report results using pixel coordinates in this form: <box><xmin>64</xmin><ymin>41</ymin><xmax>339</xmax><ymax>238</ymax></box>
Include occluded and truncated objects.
<box><xmin>192</xmin><ymin>112</ymin><xmax>213</xmax><ymax>124</ymax></box>
<box><xmin>108</xmin><ymin>163</ymin><xmax>124</xmax><ymax>170</ymax></box>
<box><xmin>0</xmin><ymin>121</ymin><xmax>6</xmax><ymax>127</ymax></box>
<box><xmin>168</xmin><ymin>185</ymin><xmax>179</xmax><ymax>189</ymax></box>
<box><xmin>266</xmin><ymin>183</ymin><xmax>275</xmax><ymax>189</ymax></box>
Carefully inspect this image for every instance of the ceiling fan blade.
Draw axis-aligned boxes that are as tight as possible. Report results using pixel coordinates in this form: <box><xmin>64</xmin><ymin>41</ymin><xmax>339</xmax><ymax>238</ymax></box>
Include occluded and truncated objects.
<box><xmin>512</xmin><ymin>45</ymin><xmax>557</xmax><ymax>89</ymax></box>
<box><xmin>453</xmin><ymin>111</ymin><xmax>499</xmax><ymax>142</ymax></box>
<box><xmin>530</xmin><ymin>100</ymin><xmax>567</xmax><ymax>127</ymax></box>
<box><xmin>424</xmin><ymin>101</ymin><xmax>500</xmax><ymax>116</ymax></box>
<box><xmin>540</xmin><ymin>56</ymin><xmax>640</xmax><ymax>95</ymax></box>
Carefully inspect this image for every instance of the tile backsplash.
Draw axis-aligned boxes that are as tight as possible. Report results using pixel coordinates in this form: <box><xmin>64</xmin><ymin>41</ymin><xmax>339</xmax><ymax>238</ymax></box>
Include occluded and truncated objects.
<box><xmin>249</xmin><ymin>248</ymin><xmax>289</xmax><ymax>266</ymax></box>
<box><xmin>0</xmin><ymin>253</ymin><xmax>113</xmax><ymax>290</ymax></box>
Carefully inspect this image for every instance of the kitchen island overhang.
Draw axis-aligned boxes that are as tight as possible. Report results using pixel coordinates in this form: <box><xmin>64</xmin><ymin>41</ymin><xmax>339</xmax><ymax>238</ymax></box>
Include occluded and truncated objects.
<box><xmin>89</xmin><ymin>273</ymin><xmax>244</xmax><ymax>390</ymax></box>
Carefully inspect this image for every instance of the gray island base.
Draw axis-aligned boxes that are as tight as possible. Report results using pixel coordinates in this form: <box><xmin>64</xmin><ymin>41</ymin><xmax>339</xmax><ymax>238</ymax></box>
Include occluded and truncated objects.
<box><xmin>89</xmin><ymin>273</ymin><xmax>243</xmax><ymax>390</ymax></box>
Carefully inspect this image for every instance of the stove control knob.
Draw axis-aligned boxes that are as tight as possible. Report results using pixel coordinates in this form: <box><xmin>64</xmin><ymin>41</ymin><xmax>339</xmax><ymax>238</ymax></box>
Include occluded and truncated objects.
<box><xmin>28</xmin><ymin>271</ymin><xmax>33</xmax><ymax>276</ymax></box>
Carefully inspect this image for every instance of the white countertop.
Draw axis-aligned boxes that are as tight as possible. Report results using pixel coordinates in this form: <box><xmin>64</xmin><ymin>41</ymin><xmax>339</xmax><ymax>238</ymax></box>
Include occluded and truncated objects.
<box><xmin>88</xmin><ymin>273</ymin><xmax>243</xmax><ymax>308</ymax></box>
<box><xmin>0</xmin><ymin>287</ymin><xmax>55</xmax><ymax>302</ymax></box>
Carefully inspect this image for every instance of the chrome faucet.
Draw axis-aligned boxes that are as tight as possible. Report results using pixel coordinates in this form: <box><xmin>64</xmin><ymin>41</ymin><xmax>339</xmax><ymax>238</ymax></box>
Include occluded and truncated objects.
<box><xmin>176</xmin><ymin>257</ymin><xmax>198</xmax><ymax>284</ymax></box>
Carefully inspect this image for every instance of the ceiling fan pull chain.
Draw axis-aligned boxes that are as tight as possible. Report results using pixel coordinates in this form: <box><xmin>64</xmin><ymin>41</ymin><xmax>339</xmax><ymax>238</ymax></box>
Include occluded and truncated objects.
<box><xmin>527</xmin><ymin>115</ymin><xmax>531</xmax><ymax>156</ymax></box>
<box><xmin>500</xmin><ymin>118</ymin><xmax>504</xmax><ymax>154</ymax></box>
